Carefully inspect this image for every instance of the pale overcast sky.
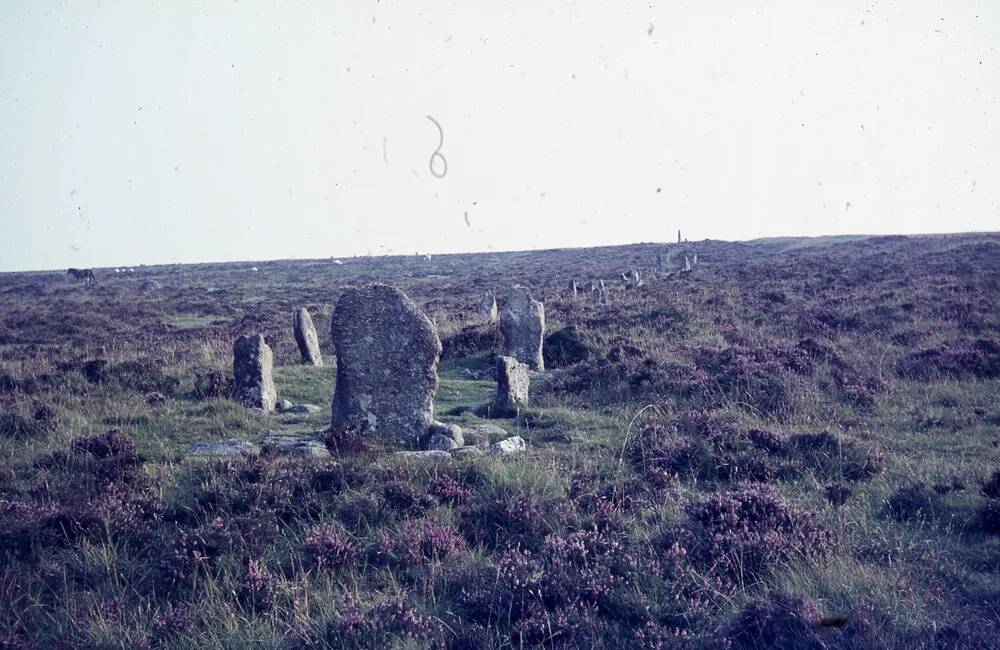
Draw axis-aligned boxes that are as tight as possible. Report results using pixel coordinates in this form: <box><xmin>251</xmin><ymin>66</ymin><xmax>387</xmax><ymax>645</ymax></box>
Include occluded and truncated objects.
<box><xmin>0</xmin><ymin>1</ymin><xmax>997</xmax><ymax>271</ymax></box>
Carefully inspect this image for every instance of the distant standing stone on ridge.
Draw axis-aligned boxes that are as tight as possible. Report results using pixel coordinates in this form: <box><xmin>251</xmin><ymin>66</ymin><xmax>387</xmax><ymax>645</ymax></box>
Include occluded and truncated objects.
<box><xmin>293</xmin><ymin>307</ymin><xmax>324</xmax><ymax>366</ymax></box>
<box><xmin>479</xmin><ymin>293</ymin><xmax>498</xmax><ymax>324</ymax></box>
<box><xmin>500</xmin><ymin>285</ymin><xmax>545</xmax><ymax>370</ymax></box>
<box><xmin>492</xmin><ymin>355</ymin><xmax>529</xmax><ymax>416</ymax></box>
<box><xmin>330</xmin><ymin>284</ymin><xmax>442</xmax><ymax>445</ymax></box>
<box><xmin>233</xmin><ymin>334</ymin><xmax>277</xmax><ymax>412</ymax></box>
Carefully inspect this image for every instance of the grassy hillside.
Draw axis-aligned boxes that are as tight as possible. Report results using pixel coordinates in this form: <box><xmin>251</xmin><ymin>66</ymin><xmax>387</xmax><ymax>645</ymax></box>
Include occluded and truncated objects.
<box><xmin>1</xmin><ymin>233</ymin><xmax>998</xmax><ymax>648</ymax></box>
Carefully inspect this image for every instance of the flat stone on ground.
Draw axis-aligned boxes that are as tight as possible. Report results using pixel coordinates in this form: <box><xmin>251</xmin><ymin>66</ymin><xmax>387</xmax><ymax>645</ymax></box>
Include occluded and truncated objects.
<box><xmin>288</xmin><ymin>403</ymin><xmax>322</xmax><ymax>414</ymax></box>
<box><xmin>260</xmin><ymin>433</ymin><xmax>330</xmax><ymax>458</ymax></box>
<box><xmin>393</xmin><ymin>450</ymin><xmax>452</xmax><ymax>461</ymax></box>
<box><xmin>188</xmin><ymin>438</ymin><xmax>260</xmax><ymax>457</ymax></box>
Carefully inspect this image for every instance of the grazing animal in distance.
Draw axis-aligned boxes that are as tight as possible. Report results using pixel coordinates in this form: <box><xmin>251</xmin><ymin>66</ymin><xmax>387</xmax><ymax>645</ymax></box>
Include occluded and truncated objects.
<box><xmin>66</xmin><ymin>268</ymin><xmax>96</xmax><ymax>285</ymax></box>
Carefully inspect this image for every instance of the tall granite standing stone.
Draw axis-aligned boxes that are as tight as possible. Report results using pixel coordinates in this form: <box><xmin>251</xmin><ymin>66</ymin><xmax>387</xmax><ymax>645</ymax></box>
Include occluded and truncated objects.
<box><xmin>479</xmin><ymin>293</ymin><xmax>498</xmax><ymax>324</ymax></box>
<box><xmin>330</xmin><ymin>284</ymin><xmax>442</xmax><ymax>445</ymax></box>
<box><xmin>293</xmin><ymin>307</ymin><xmax>323</xmax><ymax>366</ymax></box>
<box><xmin>568</xmin><ymin>280</ymin><xmax>578</xmax><ymax>298</ymax></box>
<box><xmin>233</xmin><ymin>334</ymin><xmax>277</xmax><ymax>412</ymax></box>
<box><xmin>500</xmin><ymin>285</ymin><xmax>545</xmax><ymax>370</ymax></box>
<box><xmin>492</xmin><ymin>355</ymin><xmax>529</xmax><ymax>416</ymax></box>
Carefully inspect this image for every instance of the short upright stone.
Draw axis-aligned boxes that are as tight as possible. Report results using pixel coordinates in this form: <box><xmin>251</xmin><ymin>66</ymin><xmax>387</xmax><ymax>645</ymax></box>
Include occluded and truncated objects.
<box><xmin>492</xmin><ymin>355</ymin><xmax>529</xmax><ymax>416</ymax></box>
<box><xmin>293</xmin><ymin>307</ymin><xmax>323</xmax><ymax>366</ymax></box>
<box><xmin>330</xmin><ymin>284</ymin><xmax>442</xmax><ymax>445</ymax></box>
<box><xmin>479</xmin><ymin>293</ymin><xmax>498</xmax><ymax>324</ymax></box>
<box><xmin>500</xmin><ymin>285</ymin><xmax>545</xmax><ymax>370</ymax></box>
<box><xmin>233</xmin><ymin>334</ymin><xmax>277</xmax><ymax>412</ymax></box>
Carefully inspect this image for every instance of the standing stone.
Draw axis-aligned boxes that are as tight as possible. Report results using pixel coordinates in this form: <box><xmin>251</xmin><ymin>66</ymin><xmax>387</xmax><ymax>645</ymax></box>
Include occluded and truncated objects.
<box><xmin>677</xmin><ymin>230</ymin><xmax>682</xmax><ymax>244</ymax></box>
<box><xmin>330</xmin><ymin>284</ymin><xmax>442</xmax><ymax>445</ymax></box>
<box><xmin>500</xmin><ymin>285</ymin><xmax>545</xmax><ymax>370</ymax></box>
<box><xmin>568</xmin><ymin>280</ymin><xmax>578</xmax><ymax>298</ymax></box>
<box><xmin>233</xmin><ymin>334</ymin><xmax>277</xmax><ymax>412</ymax></box>
<box><xmin>684</xmin><ymin>255</ymin><xmax>692</xmax><ymax>272</ymax></box>
<box><xmin>479</xmin><ymin>293</ymin><xmax>498</xmax><ymax>324</ymax></box>
<box><xmin>492</xmin><ymin>355</ymin><xmax>529</xmax><ymax>416</ymax></box>
<box><xmin>624</xmin><ymin>269</ymin><xmax>643</xmax><ymax>287</ymax></box>
<box><xmin>293</xmin><ymin>307</ymin><xmax>324</xmax><ymax>366</ymax></box>
<box><xmin>692</xmin><ymin>253</ymin><xmax>698</xmax><ymax>266</ymax></box>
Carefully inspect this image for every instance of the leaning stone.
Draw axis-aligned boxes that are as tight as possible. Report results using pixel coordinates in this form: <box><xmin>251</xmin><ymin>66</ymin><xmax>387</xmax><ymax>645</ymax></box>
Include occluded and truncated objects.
<box><xmin>500</xmin><ymin>285</ymin><xmax>545</xmax><ymax>370</ymax></box>
<box><xmin>276</xmin><ymin>399</ymin><xmax>294</xmax><ymax>412</ymax></box>
<box><xmin>330</xmin><ymin>284</ymin><xmax>442</xmax><ymax>446</ymax></box>
<box><xmin>490</xmin><ymin>436</ymin><xmax>527</xmax><ymax>455</ymax></box>
<box><xmin>287</xmin><ymin>403</ymin><xmax>322</xmax><ymax>414</ymax></box>
<box><xmin>260</xmin><ymin>433</ymin><xmax>331</xmax><ymax>458</ymax></box>
<box><xmin>393</xmin><ymin>450</ymin><xmax>452</xmax><ymax>461</ymax></box>
<box><xmin>293</xmin><ymin>307</ymin><xmax>324</xmax><ymax>366</ymax></box>
<box><xmin>188</xmin><ymin>438</ymin><xmax>260</xmax><ymax>457</ymax></box>
<box><xmin>427</xmin><ymin>433</ymin><xmax>459</xmax><ymax>451</ymax></box>
<box><xmin>233</xmin><ymin>334</ymin><xmax>277</xmax><ymax>412</ymax></box>
<box><xmin>489</xmin><ymin>356</ymin><xmax>529</xmax><ymax>416</ymax></box>
<box><xmin>479</xmin><ymin>293</ymin><xmax>498</xmax><ymax>324</ymax></box>
<box><xmin>451</xmin><ymin>446</ymin><xmax>484</xmax><ymax>458</ymax></box>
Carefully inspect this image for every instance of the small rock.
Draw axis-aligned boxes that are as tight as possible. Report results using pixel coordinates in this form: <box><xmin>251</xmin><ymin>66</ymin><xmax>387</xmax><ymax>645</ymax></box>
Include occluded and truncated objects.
<box><xmin>393</xmin><ymin>450</ymin><xmax>452</xmax><ymax>461</ymax></box>
<box><xmin>276</xmin><ymin>399</ymin><xmax>294</xmax><ymax>412</ymax></box>
<box><xmin>451</xmin><ymin>446</ymin><xmax>484</xmax><ymax>458</ymax></box>
<box><xmin>288</xmin><ymin>403</ymin><xmax>322</xmax><ymax>414</ymax></box>
<box><xmin>464</xmin><ymin>423</ymin><xmax>509</xmax><ymax>442</ymax></box>
<box><xmin>427</xmin><ymin>420</ymin><xmax>464</xmax><ymax>446</ymax></box>
<box><xmin>188</xmin><ymin>438</ymin><xmax>260</xmax><ymax>457</ymax></box>
<box><xmin>490</xmin><ymin>436</ymin><xmax>527</xmax><ymax>455</ymax></box>
<box><xmin>427</xmin><ymin>433</ymin><xmax>459</xmax><ymax>451</ymax></box>
<box><xmin>260</xmin><ymin>433</ymin><xmax>330</xmax><ymax>458</ymax></box>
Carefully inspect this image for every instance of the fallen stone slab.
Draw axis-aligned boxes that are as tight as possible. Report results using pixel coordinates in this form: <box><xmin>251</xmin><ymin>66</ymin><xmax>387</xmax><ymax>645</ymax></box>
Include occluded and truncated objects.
<box><xmin>490</xmin><ymin>436</ymin><xmax>527</xmax><ymax>455</ymax></box>
<box><xmin>276</xmin><ymin>399</ymin><xmax>294</xmax><ymax>412</ymax></box>
<box><xmin>260</xmin><ymin>433</ymin><xmax>331</xmax><ymax>458</ymax></box>
<box><xmin>392</xmin><ymin>450</ymin><xmax>452</xmax><ymax>461</ymax></box>
<box><xmin>287</xmin><ymin>404</ymin><xmax>322</xmax><ymax>414</ymax></box>
<box><xmin>188</xmin><ymin>438</ymin><xmax>260</xmax><ymax>457</ymax></box>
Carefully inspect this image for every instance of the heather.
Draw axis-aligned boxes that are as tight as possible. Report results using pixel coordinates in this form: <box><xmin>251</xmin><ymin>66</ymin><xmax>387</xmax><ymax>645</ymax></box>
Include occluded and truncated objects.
<box><xmin>0</xmin><ymin>233</ymin><xmax>998</xmax><ymax>647</ymax></box>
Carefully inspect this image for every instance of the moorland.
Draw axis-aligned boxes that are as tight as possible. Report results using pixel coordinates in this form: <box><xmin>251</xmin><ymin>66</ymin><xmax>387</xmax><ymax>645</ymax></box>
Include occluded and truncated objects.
<box><xmin>1</xmin><ymin>233</ymin><xmax>998</xmax><ymax>648</ymax></box>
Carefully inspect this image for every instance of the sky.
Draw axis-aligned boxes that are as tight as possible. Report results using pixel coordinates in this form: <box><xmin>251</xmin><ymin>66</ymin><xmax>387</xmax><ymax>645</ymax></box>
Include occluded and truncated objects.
<box><xmin>0</xmin><ymin>1</ymin><xmax>997</xmax><ymax>272</ymax></box>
